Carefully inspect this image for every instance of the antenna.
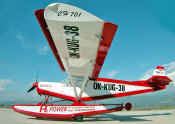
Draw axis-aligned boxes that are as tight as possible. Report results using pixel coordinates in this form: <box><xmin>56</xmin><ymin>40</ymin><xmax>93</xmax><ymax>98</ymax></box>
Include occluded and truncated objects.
<box><xmin>36</xmin><ymin>66</ymin><xmax>39</xmax><ymax>83</ymax></box>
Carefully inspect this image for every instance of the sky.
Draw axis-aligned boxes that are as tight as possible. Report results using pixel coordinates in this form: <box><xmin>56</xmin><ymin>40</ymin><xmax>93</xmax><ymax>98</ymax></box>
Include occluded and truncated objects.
<box><xmin>0</xmin><ymin>0</ymin><xmax>175</xmax><ymax>105</ymax></box>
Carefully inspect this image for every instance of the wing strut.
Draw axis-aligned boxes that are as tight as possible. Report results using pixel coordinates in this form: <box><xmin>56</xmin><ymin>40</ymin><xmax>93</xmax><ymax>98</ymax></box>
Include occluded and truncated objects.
<box><xmin>64</xmin><ymin>58</ymin><xmax>78</xmax><ymax>100</ymax></box>
<box><xmin>78</xmin><ymin>61</ymin><xmax>94</xmax><ymax>101</ymax></box>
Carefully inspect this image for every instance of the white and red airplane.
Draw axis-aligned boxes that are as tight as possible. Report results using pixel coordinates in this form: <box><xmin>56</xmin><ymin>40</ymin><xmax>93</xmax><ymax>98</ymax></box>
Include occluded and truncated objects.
<box><xmin>12</xmin><ymin>3</ymin><xmax>172</xmax><ymax>121</ymax></box>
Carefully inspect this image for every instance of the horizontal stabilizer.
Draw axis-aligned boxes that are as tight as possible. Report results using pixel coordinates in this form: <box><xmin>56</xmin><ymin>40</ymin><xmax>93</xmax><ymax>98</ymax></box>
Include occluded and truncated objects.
<box><xmin>147</xmin><ymin>76</ymin><xmax>172</xmax><ymax>86</ymax></box>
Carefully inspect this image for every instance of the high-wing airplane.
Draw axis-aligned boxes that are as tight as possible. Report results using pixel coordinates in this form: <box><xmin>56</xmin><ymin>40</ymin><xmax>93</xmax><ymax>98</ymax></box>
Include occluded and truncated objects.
<box><xmin>12</xmin><ymin>3</ymin><xmax>172</xmax><ymax>121</ymax></box>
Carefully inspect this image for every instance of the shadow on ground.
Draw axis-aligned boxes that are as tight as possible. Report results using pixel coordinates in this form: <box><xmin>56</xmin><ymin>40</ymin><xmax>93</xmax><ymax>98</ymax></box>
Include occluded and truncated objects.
<box><xmin>28</xmin><ymin>112</ymin><xmax>171</xmax><ymax>122</ymax></box>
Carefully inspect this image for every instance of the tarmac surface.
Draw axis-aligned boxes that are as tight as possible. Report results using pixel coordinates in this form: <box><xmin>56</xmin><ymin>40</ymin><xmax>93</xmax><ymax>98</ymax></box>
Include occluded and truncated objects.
<box><xmin>1</xmin><ymin>108</ymin><xmax>175</xmax><ymax>124</ymax></box>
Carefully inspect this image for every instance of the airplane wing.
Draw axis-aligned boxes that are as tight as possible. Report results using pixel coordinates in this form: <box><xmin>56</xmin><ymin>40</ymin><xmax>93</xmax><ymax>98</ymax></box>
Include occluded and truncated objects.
<box><xmin>34</xmin><ymin>3</ymin><xmax>118</xmax><ymax>100</ymax></box>
<box><xmin>35</xmin><ymin>3</ymin><xmax>118</xmax><ymax>79</ymax></box>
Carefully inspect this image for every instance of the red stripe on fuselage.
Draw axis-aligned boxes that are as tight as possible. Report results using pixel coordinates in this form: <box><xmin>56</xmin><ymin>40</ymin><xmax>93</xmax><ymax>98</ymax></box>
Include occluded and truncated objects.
<box><xmin>37</xmin><ymin>88</ymin><xmax>76</xmax><ymax>101</ymax></box>
<box><xmin>97</xmin><ymin>78</ymin><xmax>150</xmax><ymax>87</ymax></box>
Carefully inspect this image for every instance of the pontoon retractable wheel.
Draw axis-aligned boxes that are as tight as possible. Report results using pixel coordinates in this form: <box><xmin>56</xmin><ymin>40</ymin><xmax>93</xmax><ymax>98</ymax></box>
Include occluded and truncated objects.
<box><xmin>74</xmin><ymin>116</ymin><xmax>84</xmax><ymax>122</ymax></box>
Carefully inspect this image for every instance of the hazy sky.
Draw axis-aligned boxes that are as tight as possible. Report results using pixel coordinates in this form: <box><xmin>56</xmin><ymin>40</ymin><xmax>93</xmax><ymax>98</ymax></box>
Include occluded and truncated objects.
<box><xmin>0</xmin><ymin>0</ymin><xmax>175</xmax><ymax>104</ymax></box>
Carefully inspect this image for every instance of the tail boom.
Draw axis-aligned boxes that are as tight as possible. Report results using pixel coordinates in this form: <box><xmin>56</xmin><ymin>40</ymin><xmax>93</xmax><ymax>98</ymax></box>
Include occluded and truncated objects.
<box><xmin>80</xmin><ymin>77</ymin><xmax>169</xmax><ymax>101</ymax></box>
<box><xmin>80</xmin><ymin>66</ymin><xmax>172</xmax><ymax>101</ymax></box>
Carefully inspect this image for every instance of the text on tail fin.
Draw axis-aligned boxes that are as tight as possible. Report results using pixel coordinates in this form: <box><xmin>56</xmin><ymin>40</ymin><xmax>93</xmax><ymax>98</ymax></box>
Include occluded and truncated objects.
<box><xmin>153</xmin><ymin>66</ymin><xmax>165</xmax><ymax>76</ymax></box>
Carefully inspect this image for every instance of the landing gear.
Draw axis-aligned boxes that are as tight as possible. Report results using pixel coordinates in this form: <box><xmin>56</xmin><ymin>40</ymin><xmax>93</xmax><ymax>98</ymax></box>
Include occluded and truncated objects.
<box><xmin>73</xmin><ymin>116</ymin><xmax>84</xmax><ymax>122</ymax></box>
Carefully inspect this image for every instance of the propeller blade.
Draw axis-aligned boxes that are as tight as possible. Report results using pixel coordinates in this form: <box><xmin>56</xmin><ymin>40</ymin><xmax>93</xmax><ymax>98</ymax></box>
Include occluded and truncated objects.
<box><xmin>27</xmin><ymin>68</ymin><xmax>39</xmax><ymax>93</ymax></box>
<box><xmin>27</xmin><ymin>86</ymin><xmax>36</xmax><ymax>93</ymax></box>
<box><xmin>36</xmin><ymin>67</ymin><xmax>39</xmax><ymax>83</ymax></box>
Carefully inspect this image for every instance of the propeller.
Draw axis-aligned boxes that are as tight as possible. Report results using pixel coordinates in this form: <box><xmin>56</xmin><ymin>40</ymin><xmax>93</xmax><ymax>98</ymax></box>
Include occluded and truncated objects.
<box><xmin>27</xmin><ymin>85</ymin><xmax>36</xmax><ymax>93</ymax></box>
<box><xmin>27</xmin><ymin>68</ymin><xmax>39</xmax><ymax>93</ymax></box>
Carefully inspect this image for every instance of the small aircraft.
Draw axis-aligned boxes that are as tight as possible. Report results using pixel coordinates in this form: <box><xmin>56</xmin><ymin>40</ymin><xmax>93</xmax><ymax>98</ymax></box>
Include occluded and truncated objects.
<box><xmin>12</xmin><ymin>3</ymin><xmax>172</xmax><ymax>121</ymax></box>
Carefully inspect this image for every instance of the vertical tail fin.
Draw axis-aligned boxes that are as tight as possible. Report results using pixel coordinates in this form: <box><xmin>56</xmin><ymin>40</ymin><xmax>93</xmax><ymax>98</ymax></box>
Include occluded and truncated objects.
<box><xmin>153</xmin><ymin>66</ymin><xmax>165</xmax><ymax>76</ymax></box>
<box><xmin>147</xmin><ymin>66</ymin><xmax>172</xmax><ymax>86</ymax></box>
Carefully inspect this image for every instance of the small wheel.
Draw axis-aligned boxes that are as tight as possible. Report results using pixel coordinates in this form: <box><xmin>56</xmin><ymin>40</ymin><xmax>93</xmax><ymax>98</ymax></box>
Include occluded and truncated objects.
<box><xmin>74</xmin><ymin>116</ymin><xmax>83</xmax><ymax>122</ymax></box>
